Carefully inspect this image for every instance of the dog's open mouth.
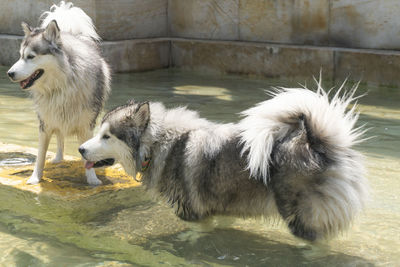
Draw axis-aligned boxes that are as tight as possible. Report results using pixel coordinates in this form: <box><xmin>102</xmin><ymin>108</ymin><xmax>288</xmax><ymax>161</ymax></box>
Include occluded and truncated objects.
<box><xmin>85</xmin><ymin>158</ymin><xmax>115</xmax><ymax>169</ymax></box>
<box><xmin>20</xmin><ymin>69</ymin><xmax>44</xmax><ymax>89</ymax></box>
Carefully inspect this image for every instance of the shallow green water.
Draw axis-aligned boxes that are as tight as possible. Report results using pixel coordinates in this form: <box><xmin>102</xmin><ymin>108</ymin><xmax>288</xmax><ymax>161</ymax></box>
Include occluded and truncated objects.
<box><xmin>0</xmin><ymin>65</ymin><xmax>399</xmax><ymax>266</ymax></box>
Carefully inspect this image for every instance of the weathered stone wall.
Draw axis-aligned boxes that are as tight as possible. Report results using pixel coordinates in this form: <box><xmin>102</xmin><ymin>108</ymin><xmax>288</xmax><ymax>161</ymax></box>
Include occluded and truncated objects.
<box><xmin>168</xmin><ymin>0</ymin><xmax>400</xmax><ymax>50</ymax></box>
<box><xmin>0</xmin><ymin>0</ymin><xmax>167</xmax><ymax>39</ymax></box>
<box><xmin>0</xmin><ymin>0</ymin><xmax>96</xmax><ymax>36</ymax></box>
<box><xmin>96</xmin><ymin>0</ymin><xmax>167</xmax><ymax>40</ymax></box>
<box><xmin>0</xmin><ymin>0</ymin><xmax>169</xmax><ymax>71</ymax></box>
<box><xmin>2</xmin><ymin>0</ymin><xmax>400</xmax><ymax>49</ymax></box>
<box><xmin>330</xmin><ymin>0</ymin><xmax>400</xmax><ymax>50</ymax></box>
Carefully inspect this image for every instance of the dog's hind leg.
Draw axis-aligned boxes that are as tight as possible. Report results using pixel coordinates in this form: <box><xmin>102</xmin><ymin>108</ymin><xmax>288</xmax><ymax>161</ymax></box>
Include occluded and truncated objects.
<box><xmin>28</xmin><ymin>131</ymin><xmax>51</xmax><ymax>184</ymax></box>
<box><xmin>78</xmin><ymin>130</ymin><xmax>102</xmax><ymax>185</ymax></box>
<box><xmin>271</xmin><ymin>176</ymin><xmax>319</xmax><ymax>241</ymax></box>
<box><xmin>51</xmin><ymin>131</ymin><xmax>64</xmax><ymax>164</ymax></box>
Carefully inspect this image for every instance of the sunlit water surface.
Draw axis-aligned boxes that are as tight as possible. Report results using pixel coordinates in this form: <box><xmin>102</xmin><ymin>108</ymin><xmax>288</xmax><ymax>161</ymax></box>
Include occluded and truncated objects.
<box><xmin>0</xmin><ymin>66</ymin><xmax>399</xmax><ymax>266</ymax></box>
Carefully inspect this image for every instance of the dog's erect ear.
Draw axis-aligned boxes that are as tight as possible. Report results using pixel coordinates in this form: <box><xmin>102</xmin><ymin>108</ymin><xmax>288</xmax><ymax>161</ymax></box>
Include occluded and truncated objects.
<box><xmin>21</xmin><ymin>22</ymin><xmax>32</xmax><ymax>36</ymax></box>
<box><xmin>127</xmin><ymin>99</ymin><xmax>136</xmax><ymax>105</ymax></box>
<box><xmin>43</xmin><ymin>20</ymin><xmax>60</xmax><ymax>42</ymax></box>
<box><xmin>119</xmin><ymin>102</ymin><xmax>150</xmax><ymax>129</ymax></box>
<box><xmin>133</xmin><ymin>102</ymin><xmax>150</xmax><ymax>129</ymax></box>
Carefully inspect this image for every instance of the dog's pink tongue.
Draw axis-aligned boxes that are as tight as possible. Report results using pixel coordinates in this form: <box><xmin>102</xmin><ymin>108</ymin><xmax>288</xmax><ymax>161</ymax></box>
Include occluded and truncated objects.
<box><xmin>85</xmin><ymin>161</ymin><xmax>95</xmax><ymax>169</ymax></box>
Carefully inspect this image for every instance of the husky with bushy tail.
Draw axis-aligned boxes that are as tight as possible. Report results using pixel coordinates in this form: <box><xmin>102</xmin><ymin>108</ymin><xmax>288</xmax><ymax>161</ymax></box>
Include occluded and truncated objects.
<box><xmin>7</xmin><ymin>1</ymin><xmax>110</xmax><ymax>185</ymax></box>
<box><xmin>80</xmin><ymin>81</ymin><xmax>368</xmax><ymax>241</ymax></box>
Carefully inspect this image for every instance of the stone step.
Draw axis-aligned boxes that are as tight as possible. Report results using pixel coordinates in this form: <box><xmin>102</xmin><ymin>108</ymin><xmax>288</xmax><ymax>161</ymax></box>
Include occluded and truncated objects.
<box><xmin>2</xmin><ymin>35</ymin><xmax>400</xmax><ymax>86</ymax></box>
<box><xmin>0</xmin><ymin>35</ymin><xmax>170</xmax><ymax>73</ymax></box>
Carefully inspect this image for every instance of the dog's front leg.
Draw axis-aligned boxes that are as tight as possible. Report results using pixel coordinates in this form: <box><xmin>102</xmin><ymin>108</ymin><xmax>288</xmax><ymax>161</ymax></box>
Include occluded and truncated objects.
<box><xmin>27</xmin><ymin>131</ymin><xmax>51</xmax><ymax>184</ymax></box>
<box><xmin>51</xmin><ymin>131</ymin><xmax>64</xmax><ymax>163</ymax></box>
<box><xmin>78</xmin><ymin>130</ymin><xmax>102</xmax><ymax>185</ymax></box>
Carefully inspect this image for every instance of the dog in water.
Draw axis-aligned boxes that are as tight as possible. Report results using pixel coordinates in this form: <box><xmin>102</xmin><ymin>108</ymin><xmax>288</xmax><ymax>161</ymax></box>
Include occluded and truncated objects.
<box><xmin>7</xmin><ymin>1</ymin><xmax>111</xmax><ymax>185</ymax></box>
<box><xmin>79</xmin><ymin>84</ymin><xmax>368</xmax><ymax>241</ymax></box>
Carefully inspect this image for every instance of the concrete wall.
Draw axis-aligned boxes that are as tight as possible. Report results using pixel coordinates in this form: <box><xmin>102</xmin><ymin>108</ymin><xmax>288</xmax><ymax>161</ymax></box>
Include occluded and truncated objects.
<box><xmin>0</xmin><ymin>0</ymin><xmax>167</xmax><ymax>40</ymax></box>
<box><xmin>2</xmin><ymin>0</ymin><xmax>400</xmax><ymax>49</ymax></box>
<box><xmin>1</xmin><ymin>0</ymin><xmax>400</xmax><ymax>86</ymax></box>
<box><xmin>96</xmin><ymin>0</ymin><xmax>167</xmax><ymax>40</ymax></box>
<box><xmin>0</xmin><ymin>1</ymin><xmax>96</xmax><ymax>36</ymax></box>
<box><xmin>169</xmin><ymin>0</ymin><xmax>400</xmax><ymax>50</ymax></box>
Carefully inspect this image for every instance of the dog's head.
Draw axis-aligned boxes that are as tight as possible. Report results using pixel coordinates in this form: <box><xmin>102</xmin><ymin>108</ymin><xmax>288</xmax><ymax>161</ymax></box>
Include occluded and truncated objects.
<box><xmin>79</xmin><ymin>101</ymin><xmax>150</xmax><ymax>176</ymax></box>
<box><xmin>7</xmin><ymin>20</ymin><xmax>62</xmax><ymax>90</ymax></box>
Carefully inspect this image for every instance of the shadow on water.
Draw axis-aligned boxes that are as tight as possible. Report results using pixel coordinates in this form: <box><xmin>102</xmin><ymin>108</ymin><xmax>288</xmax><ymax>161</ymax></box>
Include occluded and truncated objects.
<box><xmin>0</xmin><ymin>222</ymin><xmax>127</xmax><ymax>267</ymax></box>
<box><xmin>141</xmin><ymin>228</ymin><xmax>374</xmax><ymax>267</ymax></box>
<box><xmin>0</xmin><ymin>213</ymin><xmax>374</xmax><ymax>267</ymax></box>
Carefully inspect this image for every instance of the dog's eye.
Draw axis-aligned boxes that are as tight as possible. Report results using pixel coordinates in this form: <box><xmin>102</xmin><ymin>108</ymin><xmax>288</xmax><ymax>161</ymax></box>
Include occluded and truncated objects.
<box><xmin>102</xmin><ymin>134</ymin><xmax>110</xmax><ymax>140</ymax></box>
<box><xmin>27</xmin><ymin>54</ymin><xmax>35</xmax><ymax>60</ymax></box>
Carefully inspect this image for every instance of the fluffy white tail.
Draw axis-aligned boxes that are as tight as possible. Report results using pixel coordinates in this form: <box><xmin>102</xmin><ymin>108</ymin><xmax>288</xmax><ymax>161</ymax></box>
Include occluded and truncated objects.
<box><xmin>40</xmin><ymin>1</ymin><xmax>100</xmax><ymax>41</ymax></box>
<box><xmin>238</xmin><ymin>81</ymin><xmax>369</xmax><ymax>240</ymax></box>
<box><xmin>238</xmin><ymin>82</ymin><xmax>364</xmax><ymax>183</ymax></box>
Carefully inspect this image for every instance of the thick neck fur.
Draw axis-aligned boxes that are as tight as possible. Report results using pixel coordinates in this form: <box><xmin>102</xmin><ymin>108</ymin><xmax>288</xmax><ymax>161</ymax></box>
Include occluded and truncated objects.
<box><xmin>138</xmin><ymin>103</ymin><xmax>238</xmax><ymax>188</ymax></box>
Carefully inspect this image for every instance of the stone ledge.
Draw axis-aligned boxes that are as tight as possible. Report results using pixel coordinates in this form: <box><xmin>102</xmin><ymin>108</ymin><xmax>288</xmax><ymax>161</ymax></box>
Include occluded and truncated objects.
<box><xmin>2</xmin><ymin>35</ymin><xmax>400</xmax><ymax>86</ymax></box>
<box><xmin>102</xmin><ymin>38</ymin><xmax>170</xmax><ymax>73</ymax></box>
<box><xmin>170</xmin><ymin>38</ymin><xmax>400</xmax><ymax>86</ymax></box>
<box><xmin>0</xmin><ymin>35</ymin><xmax>170</xmax><ymax>73</ymax></box>
<box><xmin>171</xmin><ymin>38</ymin><xmax>334</xmax><ymax>79</ymax></box>
<box><xmin>0</xmin><ymin>34</ymin><xmax>22</xmax><ymax>66</ymax></box>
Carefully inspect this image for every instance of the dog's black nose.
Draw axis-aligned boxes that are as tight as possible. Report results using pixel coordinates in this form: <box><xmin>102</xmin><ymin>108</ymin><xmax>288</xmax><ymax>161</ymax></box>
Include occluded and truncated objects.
<box><xmin>7</xmin><ymin>71</ymin><xmax>15</xmax><ymax>79</ymax></box>
<box><xmin>78</xmin><ymin>147</ymin><xmax>86</xmax><ymax>155</ymax></box>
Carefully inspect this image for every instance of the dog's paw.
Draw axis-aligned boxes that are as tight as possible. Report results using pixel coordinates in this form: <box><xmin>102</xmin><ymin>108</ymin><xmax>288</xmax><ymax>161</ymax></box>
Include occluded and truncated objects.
<box><xmin>86</xmin><ymin>169</ymin><xmax>102</xmax><ymax>186</ymax></box>
<box><xmin>87</xmin><ymin>177</ymin><xmax>102</xmax><ymax>186</ymax></box>
<box><xmin>51</xmin><ymin>154</ymin><xmax>64</xmax><ymax>164</ymax></box>
<box><xmin>27</xmin><ymin>175</ymin><xmax>41</xmax><ymax>185</ymax></box>
<box><xmin>51</xmin><ymin>156</ymin><xmax>63</xmax><ymax>164</ymax></box>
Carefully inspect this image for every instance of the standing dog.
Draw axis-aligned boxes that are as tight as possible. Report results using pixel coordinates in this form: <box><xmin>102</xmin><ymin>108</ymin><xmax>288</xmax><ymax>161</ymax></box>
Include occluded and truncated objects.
<box><xmin>7</xmin><ymin>1</ymin><xmax>111</xmax><ymax>185</ymax></box>
<box><xmin>79</xmin><ymin>84</ymin><xmax>369</xmax><ymax>241</ymax></box>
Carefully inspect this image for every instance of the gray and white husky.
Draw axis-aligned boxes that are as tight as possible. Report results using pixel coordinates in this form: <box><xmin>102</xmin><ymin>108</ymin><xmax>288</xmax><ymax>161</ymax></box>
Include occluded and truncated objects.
<box><xmin>7</xmin><ymin>1</ymin><xmax>111</xmax><ymax>185</ymax></box>
<box><xmin>79</xmin><ymin>84</ymin><xmax>369</xmax><ymax>241</ymax></box>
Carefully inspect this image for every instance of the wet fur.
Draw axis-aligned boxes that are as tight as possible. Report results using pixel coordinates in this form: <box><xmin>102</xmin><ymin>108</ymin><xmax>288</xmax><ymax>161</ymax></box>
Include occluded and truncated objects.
<box><xmin>7</xmin><ymin>1</ymin><xmax>110</xmax><ymax>185</ymax></box>
<box><xmin>81</xmin><ymin>85</ymin><xmax>368</xmax><ymax>241</ymax></box>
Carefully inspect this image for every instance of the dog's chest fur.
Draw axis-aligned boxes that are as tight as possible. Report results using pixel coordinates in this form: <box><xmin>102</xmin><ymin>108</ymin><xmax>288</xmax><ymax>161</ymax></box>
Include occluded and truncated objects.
<box><xmin>33</xmin><ymin>88</ymin><xmax>95</xmax><ymax>134</ymax></box>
